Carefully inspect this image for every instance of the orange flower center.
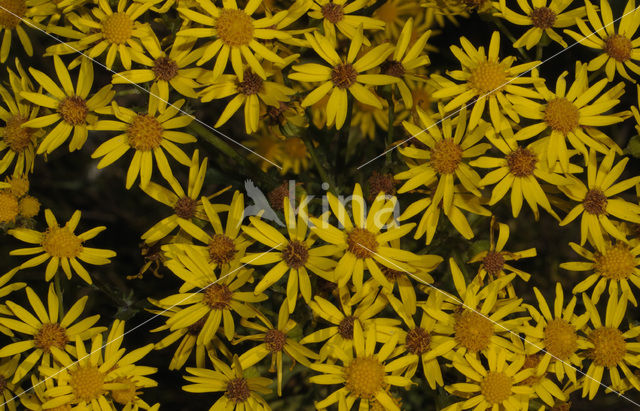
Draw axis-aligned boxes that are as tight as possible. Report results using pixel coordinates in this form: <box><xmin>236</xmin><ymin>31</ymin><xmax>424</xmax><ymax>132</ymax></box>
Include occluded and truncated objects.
<box><xmin>0</xmin><ymin>0</ymin><xmax>26</xmax><ymax>29</ymax></box>
<box><xmin>483</xmin><ymin>251</ymin><xmax>505</xmax><ymax>276</ymax></box>
<box><xmin>3</xmin><ymin>115</ymin><xmax>34</xmax><ymax>152</ymax></box>
<box><xmin>127</xmin><ymin>114</ymin><xmax>163</xmax><ymax>151</ymax></box>
<box><xmin>174</xmin><ymin>197</ymin><xmax>197</xmax><ymax>219</ymax></box>
<box><xmin>111</xmin><ymin>376</ymin><xmax>138</xmax><ymax>405</ymax></box>
<box><xmin>321</xmin><ymin>2</ymin><xmax>344</xmax><ymax>23</ymax></box>
<box><xmin>216</xmin><ymin>9</ymin><xmax>254</xmax><ymax>47</ymax></box>
<box><xmin>344</xmin><ymin>356</ymin><xmax>385</xmax><ymax>399</ymax></box>
<box><xmin>530</xmin><ymin>7</ymin><xmax>556</xmax><ymax>29</ymax></box>
<box><xmin>506</xmin><ymin>147</ymin><xmax>537</xmax><ymax>177</ymax></box>
<box><xmin>346</xmin><ymin>228</ymin><xmax>378</xmax><ymax>259</ymax></box>
<box><xmin>588</xmin><ymin>327</ymin><xmax>626</xmax><ymax>367</ymax></box>
<box><xmin>594</xmin><ymin>243</ymin><xmax>635</xmax><ymax>280</ymax></box>
<box><xmin>604</xmin><ymin>34</ymin><xmax>632</xmax><ymax>62</ymax></box>
<box><xmin>237</xmin><ymin>70</ymin><xmax>264</xmax><ymax>95</ymax></box>
<box><xmin>34</xmin><ymin>323</ymin><xmax>68</xmax><ymax>353</ymax></box>
<box><xmin>282</xmin><ymin>240</ymin><xmax>309</xmax><ymax>269</ymax></box>
<box><xmin>338</xmin><ymin>315</ymin><xmax>355</xmax><ymax>339</ymax></box>
<box><xmin>430</xmin><ymin>138</ymin><xmax>463</xmax><ymax>174</ymax></box>
<box><xmin>454</xmin><ymin>309</ymin><xmax>493</xmax><ymax>352</ymax></box>
<box><xmin>582</xmin><ymin>189</ymin><xmax>608</xmax><ymax>215</ymax></box>
<box><xmin>331</xmin><ymin>63</ymin><xmax>358</xmax><ymax>89</ymax></box>
<box><xmin>544</xmin><ymin>98</ymin><xmax>579</xmax><ymax>135</ymax></box>
<box><xmin>226</xmin><ymin>377</ymin><xmax>250</xmax><ymax>403</ymax></box>
<box><xmin>469</xmin><ymin>61</ymin><xmax>506</xmax><ymax>94</ymax></box>
<box><xmin>0</xmin><ymin>192</ymin><xmax>19</xmax><ymax>223</ymax></box>
<box><xmin>58</xmin><ymin>96</ymin><xmax>88</xmax><ymax>126</ymax></box>
<box><xmin>70</xmin><ymin>366</ymin><xmax>104</xmax><ymax>402</ymax></box>
<box><xmin>102</xmin><ymin>12</ymin><xmax>133</xmax><ymax>45</ymax></box>
<box><xmin>42</xmin><ymin>226</ymin><xmax>83</xmax><ymax>258</ymax></box>
<box><xmin>203</xmin><ymin>284</ymin><xmax>233</xmax><ymax>310</ymax></box>
<box><xmin>406</xmin><ymin>327</ymin><xmax>431</xmax><ymax>355</ymax></box>
<box><xmin>265</xmin><ymin>329</ymin><xmax>286</xmax><ymax>352</ymax></box>
<box><xmin>152</xmin><ymin>56</ymin><xmax>179</xmax><ymax>81</ymax></box>
<box><xmin>480</xmin><ymin>371</ymin><xmax>512</xmax><ymax>404</ymax></box>
<box><xmin>207</xmin><ymin>233</ymin><xmax>237</xmax><ymax>265</ymax></box>
<box><xmin>544</xmin><ymin>318</ymin><xmax>577</xmax><ymax>360</ymax></box>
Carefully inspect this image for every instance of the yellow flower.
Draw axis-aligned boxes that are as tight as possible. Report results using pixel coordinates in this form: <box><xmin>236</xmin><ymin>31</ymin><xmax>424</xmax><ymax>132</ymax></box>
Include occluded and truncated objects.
<box><xmin>39</xmin><ymin>320</ymin><xmax>156</xmax><ymax>409</ymax></box>
<box><xmin>444</xmin><ymin>348</ymin><xmax>535</xmax><ymax>411</ymax></box>
<box><xmin>141</xmin><ymin>150</ymin><xmax>228</xmax><ymax>244</ymax></box>
<box><xmin>235</xmin><ymin>301</ymin><xmax>318</xmax><ymax>396</ymax></box>
<box><xmin>309</xmin><ymin>323</ymin><xmax>413</xmax><ymax>411</ymax></box>
<box><xmin>177</xmin><ymin>0</ymin><xmax>290</xmax><ymax>81</ymax></box>
<box><xmin>0</xmin><ymin>355</ymin><xmax>21</xmax><ymax>408</ymax></box>
<box><xmin>112</xmin><ymin>35</ymin><xmax>205</xmax><ymax>109</ymax></box>
<box><xmin>241</xmin><ymin>195</ymin><xmax>335</xmax><ymax>312</ymax></box>
<box><xmin>373</xmin><ymin>0</ymin><xmax>423</xmax><ymax>39</ymax></box>
<box><xmin>306</xmin><ymin>0</ymin><xmax>385</xmax><ymax>45</ymax></box>
<box><xmin>424</xmin><ymin>258</ymin><xmax>526</xmax><ymax>357</ymax></box>
<box><xmin>0</xmin><ymin>284</ymin><xmax>105</xmax><ymax>383</ymax></box>
<box><xmin>0</xmin><ymin>0</ymin><xmax>37</xmax><ymax>62</ymax></box>
<box><xmin>183</xmin><ymin>355</ymin><xmax>272</xmax><ymax>410</ymax></box>
<box><xmin>91</xmin><ymin>98</ymin><xmax>195</xmax><ymax>189</ymax></box>
<box><xmin>565</xmin><ymin>0</ymin><xmax>640</xmax><ymax>82</ymax></box>
<box><xmin>382</xmin><ymin>18</ymin><xmax>431</xmax><ymax>109</ymax></box>
<box><xmin>310</xmin><ymin>184</ymin><xmax>419</xmax><ymax>291</ymax></box>
<box><xmin>0</xmin><ymin>190</ymin><xmax>19</xmax><ymax>225</ymax></box>
<box><xmin>581</xmin><ymin>292</ymin><xmax>640</xmax><ymax>399</ymax></box>
<box><xmin>496</xmin><ymin>0</ymin><xmax>586</xmax><ymax>49</ymax></box>
<box><xmin>562</xmin><ymin>240</ymin><xmax>640</xmax><ymax>306</ymax></box>
<box><xmin>431</xmin><ymin>31</ymin><xmax>541</xmax><ymax>133</ymax></box>
<box><xmin>49</xmin><ymin>0</ymin><xmax>155</xmax><ymax>70</ymax></box>
<box><xmin>289</xmin><ymin>28</ymin><xmax>398</xmax><ymax>129</ymax></box>
<box><xmin>521</xmin><ymin>283</ymin><xmax>589</xmax><ymax>384</ymax></box>
<box><xmin>200</xmin><ymin>67</ymin><xmax>295</xmax><ymax>134</ymax></box>
<box><xmin>20</xmin><ymin>56</ymin><xmax>114</xmax><ymax>155</ymax></box>
<box><xmin>8</xmin><ymin>209</ymin><xmax>115</xmax><ymax>283</ymax></box>
<box><xmin>300</xmin><ymin>287</ymin><xmax>401</xmax><ymax>361</ymax></box>
<box><xmin>511</xmin><ymin>63</ymin><xmax>626</xmax><ymax>172</ymax></box>
<box><xmin>396</xmin><ymin>106</ymin><xmax>491</xmax><ymax>215</ymax></box>
<box><xmin>0</xmin><ymin>61</ymin><xmax>41</xmax><ymax>176</ymax></box>
<box><xmin>558</xmin><ymin>149</ymin><xmax>640</xmax><ymax>251</ymax></box>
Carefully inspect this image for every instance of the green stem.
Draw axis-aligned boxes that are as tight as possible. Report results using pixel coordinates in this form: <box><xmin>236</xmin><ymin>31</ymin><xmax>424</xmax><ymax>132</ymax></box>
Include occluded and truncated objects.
<box><xmin>301</xmin><ymin>134</ymin><xmax>338</xmax><ymax>196</ymax></box>
<box><xmin>54</xmin><ymin>272</ymin><xmax>65</xmax><ymax>319</ymax></box>
<box><xmin>188</xmin><ymin>122</ymin><xmax>277</xmax><ymax>187</ymax></box>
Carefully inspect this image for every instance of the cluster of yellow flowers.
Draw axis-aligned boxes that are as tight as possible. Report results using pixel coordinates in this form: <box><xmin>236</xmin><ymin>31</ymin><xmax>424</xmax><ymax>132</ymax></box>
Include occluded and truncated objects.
<box><xmin>1</xmin><ymin>0</ymin><xmax>640</xmax><ymax>409</ymax></box>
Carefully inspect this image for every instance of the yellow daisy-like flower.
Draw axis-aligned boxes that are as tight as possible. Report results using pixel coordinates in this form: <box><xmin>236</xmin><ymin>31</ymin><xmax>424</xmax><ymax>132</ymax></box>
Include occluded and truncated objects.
<box><xmin>562</xmin><ymin>239</ymin><xmax>640</xmax><ymax>306</ymax></box>
<box><xmin>39</xmin><ymin>319</ymin><xmax>156</xmax><ymax>409</ymax></box>
<box><xmin>521</xmin><ymin>283</ymin><xmax>589</xmax><ymax>384</ymax></box>
<box><xmin>382</xmin><ymin>18</ymin><xmax>431</xmax><ymax>109</ymax></box>
<box><xmin>289</xmin><ymin>29</ymin><xmax>398</xmax><ymax>129</ymax></box>
<box><xmin>141</xmin><ymin>150</ymin><xmax>228</xmax><ymax>244</ymax></box>
<box><xmin>310</xmin><ymin>184</ymin><xmax>419</xmax><ymax>291</ymax></box>
<box><xmin>8</xmin><ymin>209</ymin><xmax>116</xmax><ymax>284</ymax></box>
<box><xmin>396</xmin><ymin>105</ymin><xmax>491</xmax><ymax>215</ymax></box>
<box><xmin>310</xmin><ymin>322</ymin><xmax>413</xmax><ymax>411</ymax></box>
<box><xmin>200</xmin><ymin>67</ymin><xmax>295</xmax><ymax>134</ymax></box>
<box><xmin>565</xmin><ymin>0</ymin><xmax>640</xmax><ymax>82</ymax></box>
<box><xmin>0</xmin><ymin>269</ymin><xmax>25</xmax><ymax>335</ymax></box>
<box><xmin>241</xmin><ymin>195</ymin><xmax>335</xmax><ymax>312</ymax></box>
<box><xmin>0</xmin><ymin>284</ymin><xmax>104</xmax><ymax>383</ymax></box>
<box><xmin>468</xmin><ymin>218</ymin><xmax>536</xmax><ymax>296</ymax></box>
<box><xmin>425</xmin><ymin>258</ymin><xmax>525</xmax><ymax>357</ymax></box>
<box><xmin>444</xmin><ymin>348</ymin><xmax>534</xmax><ymax>411</ymax></box>
<box><xmin>431</xmin><ymin>31</ymin><xmax>541</xmax><ymax>133</ymax></box>
<box><xmin>112</xmin><ymin>35</ymin><xmax>205</xmax><ymax>108</ymax></box>
<box><xmin>300</xmin><ymin>288</ymin><xmax>401</xmax><ymax>361</ymax></box>
<box><xmin>177</xmin><ymin>0</ymin><xmax>289</xmax><ymax>81</ymax></box>
<box><xmin>0</xmin><ymin>0</ymin><xmax>37</xmax><ymax>62</ymax></box>
<box><xmin>512</xmin><ymin>63</ymin><xmax>626</xmax><ymax>171</ymax></box>
<box><xmin>157</xmin><ymin>266</ymin><xmax>267</xmax><ymax>344</ymax></box>
<box><xmin>0</xmin><ymin>61</ymin><xmax>41</xmax><ymax>176</ymax></box>
<box><xmin>496</xmin><ymin>0</ymin><xmax>586</xmax><ymax>49</ymax></box>
<box><xmin>51</xmin><ymin>0</ymin><xmax>154</xmax><ymax>70</ymax></box>
<box><xmin>558</xmin><ymin>149</ymin><xmax>640</xmax><ymax>251</ymax></box>
<box><xmin>471</xmin><ymin>137</ymin><xmax>575</xmax><ymax>220</ymax></box>
<box><xmin>581</xmin><ymin>292</ymin><xmax>640</xmax><ymax>399</ymax></box>
<box><xmin>306</xmin><ymin>0</ymin><xmax>385</xmax><ymax>45</ymax></box>
<box><xmin>91</xmin><ymin>98</ymin><xmax>195</xmax><ymax>189</ymax></box>
<box><xmin>20</xmin><ymin>55</ymin><xmax>114</xmax><ymax>155</ymax></box>
<box><xmin>236</xmin><ymin>301</ymin><xmax>318</xmax><ymax>396</ymax></box>
<box><xmin>183</xmin><ymin>355</ymin><xmax>272</xmax><ymax>410</ymax></box>
<box><xmin>0</xmin><ymin>355</ymin><xmax>21</xmax><ymax>409</ymax></box>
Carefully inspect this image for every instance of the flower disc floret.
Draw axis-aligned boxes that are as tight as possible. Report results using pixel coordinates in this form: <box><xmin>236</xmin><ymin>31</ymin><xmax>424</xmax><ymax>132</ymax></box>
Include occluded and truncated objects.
<box><xmin>216</xmin><ymin>9</ymin><xmax>254</xmax><ymax>47</ymax></box>
<box><xmin>4</xmin><ymin>115</ymin><xmax>33</xmax><ymax>152</ymax></box>
<box><xmin>588</xmin><ymin>327</ymin><xmax>626</xmax><ymax>367</ymax></box>
<box><xmin>507</xmin><ymin>148</ymin><xmax>537</xmax><ymax>177</ymax></box>
<box><xmin>70</xmin><ymin>366</ymin><xmax>104</xmax><ymax>402</ymax></box>
<box><xmin>0</xmin><ymin>0</ymin><xmax>26</xmax><ymax>29</ymax></box>
<box><xmin>58</xmin><ymin>96</ymin><xmax>88</xmax><ymax>126</ymax></box>
<box><xmin>102</xmin><ymin>12</ymin><xmax>133</xmax><ymax>45</ymax></box>
<box><xmin>127</xmin><ymin>115</ymin><xmax>163</xmax><ymax>151</ymax></box>
<box><xmin>264</xmin><ymin>329</ymin><xmax>286</xmax><ymax>352</ymax></box>
<box><xmin>604</xmin><ymin>34</ymin><xmax>632</xmax><ymax>62</ymax></box>
<box><xmin>338</xmin><ymin>316</ymin><xmax>355</xmax><ymax>339</ymax></box>
<box><xmin>34</xmin><ymin>323</ymin><xmax>68</xmax><ymax>353</ymax></box>
<box><xmin>595</xmin><ymin>243</ymin><xmax>635</xmax><ymax>280</ymax></box>
<box><xmin>431</xmin><ymin>138</ymin><xmax>463</xmax><ymax>174</ymax></box>
<box><xmin>152</xmin><ymin>57</ymin><xmax>178</xmax><ymax>81</ymax></box>
<box><xmin>454</xmin><ymin>310</ymin><xmax>493</xmax><ymax>352</ymax></box>
<box><xmin>382</xmin><ymin>60</ymin><xmax>406</xmax><ymax>78</ymax></box>
<box><xmin>0</xmin><ymin>192</ymin><xmax>19</xmax><ymax>223</ymax></box>
<box><xmin>344</xmin><ymin>357</ymin><xmax>385</xmax><ymax>399</ymax></box>
<box><xmin>406</xmin><ymin>327</ymin><xmax>431</xmax><ymax>355</ymax></box>
<box><xmin>207</xmin><ymin>234</ymin><xmax>237</xmax><ymax>265</ymax></box>
<box><xmin>174</xmin><ymin>197</ymin><xmax>197</xmax><ymax>219</ymax></box>
<box><xmin>111</xmin><ymin>377</ymin><xmax>137</xmax><ymax>405</ymax></box>
<box><xmin>203</xmin><ymin>284</ymin><xmax>233</xmax><ymax>310</ymax></box>
<box><xmin>226</xmin><ymin>377</ymin><xmax>250</xmax><ymax>403</ymax></box>
<box><xmin>321</xmin><ymin>2</ymin><xmax>344</xmax><ymax>23</ymax></box>
<box><xmin>237</xmin><ymin>70</ymin><xmax>264</xmax><ymax>95</ymax></box>
<box><xmin>346</xmin><ymin>228</ymin><xmax>378</xmax><ymax>259</ymax></box>
<box><xmin>469</xmin><ymin>61</ymin><xmax>506</xmax><ymax>94</ymax></box>
<box><xmin>530</xmin><ymin>7</ymin><xmax>556</xmax><ymax>29</ymax></box>
<box><xmin>282</xmin><ymin>240</ymin><xmax>309</xmax><ymax>269</ymax></box>
<box><xmin>483</xmin><ymin>251</ymin><xmax>505</xmax><ymax>276</ymax></box>
<box><xmin>480</xmin><ymin>371</ymin><xmax>512</xmax><ymax>404</ymax></box>
<box><xmin>331</xmin><ymin>63</ymin><xmax>358</xmax><ymax>89</ymax></box>
<box><xmin>544</xmin><ymin>318</ymin><xmax>577</xmax><ymax>360</ymax></box>
<box><xmin>582</xmin><ymin>189</ymin><xmax>608</xmax><ymax>215</ymax></box>
<box><xmin>42</xmin><ymin>226</ymin><xmax>83</xmax><ymax>258</ymax></box>
<box><xmin>544</xmin><ymin>98</ymin><xmax>579</xmax><ymax>135</ymax></box>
